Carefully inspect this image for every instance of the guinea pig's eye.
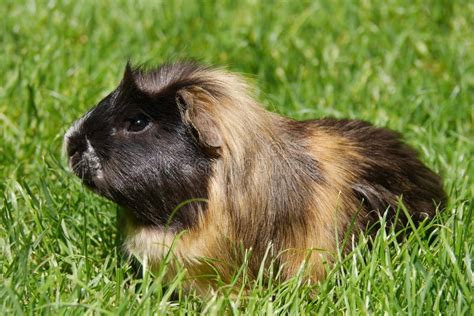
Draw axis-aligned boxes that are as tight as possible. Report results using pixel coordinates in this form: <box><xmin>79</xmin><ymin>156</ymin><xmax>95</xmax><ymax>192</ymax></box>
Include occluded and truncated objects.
<box><xmin>125</xmin><ymin>114</ymin><xmax>151</xmax><ymax>132</ymax></box>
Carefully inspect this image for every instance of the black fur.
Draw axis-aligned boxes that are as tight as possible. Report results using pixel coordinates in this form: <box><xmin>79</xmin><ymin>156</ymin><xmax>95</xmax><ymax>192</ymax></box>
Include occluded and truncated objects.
<box><xmin>66</xmin><ymin>63</ymin><xmax>216</xmax><ymax>229</ymax></box>
<box><xmin>313</xmin><ymin>118</ymin><xmax>446</xmax><ymax>231</ymax></box>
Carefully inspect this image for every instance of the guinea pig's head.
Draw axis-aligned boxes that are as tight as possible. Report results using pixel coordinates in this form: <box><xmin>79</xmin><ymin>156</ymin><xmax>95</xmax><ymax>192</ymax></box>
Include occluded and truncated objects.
<box><xmin>64</xmin><ymin>63</ymin><xmax>223</xmax><ymax>229</ymax></box>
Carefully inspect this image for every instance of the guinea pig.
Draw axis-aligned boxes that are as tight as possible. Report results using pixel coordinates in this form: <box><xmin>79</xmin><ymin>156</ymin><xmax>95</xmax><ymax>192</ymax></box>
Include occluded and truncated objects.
<box><xmin>65</xmin><ymin>61</ymin><xmax>446</xmax><ymax>292</ymax></box>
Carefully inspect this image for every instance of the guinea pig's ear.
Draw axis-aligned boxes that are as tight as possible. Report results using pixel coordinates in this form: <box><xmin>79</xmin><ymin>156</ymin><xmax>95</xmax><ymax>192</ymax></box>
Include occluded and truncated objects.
<box><xmin>176</xmin><ymin>88</ymin><xmax>222</xmax><ymax>156</ymax></box>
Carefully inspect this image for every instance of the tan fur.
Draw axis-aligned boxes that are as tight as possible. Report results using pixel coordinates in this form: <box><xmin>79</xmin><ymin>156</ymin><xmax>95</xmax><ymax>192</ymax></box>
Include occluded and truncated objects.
<box><xmin>122</xmin><ymin>67</ymin><xmax>441</xmax><ymax>294</ymax></box>
<box><xmin>125</xmin><ymin>69</ymin><xmax>360</xmax><ymax>292</ymax></box>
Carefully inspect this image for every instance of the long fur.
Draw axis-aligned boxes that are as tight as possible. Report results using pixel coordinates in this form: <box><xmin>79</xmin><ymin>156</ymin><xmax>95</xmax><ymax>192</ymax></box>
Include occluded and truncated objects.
<box><xmin>65</xmin><ymin>62</ymin><xmax>446</xmax><ymax>293</ymax></box>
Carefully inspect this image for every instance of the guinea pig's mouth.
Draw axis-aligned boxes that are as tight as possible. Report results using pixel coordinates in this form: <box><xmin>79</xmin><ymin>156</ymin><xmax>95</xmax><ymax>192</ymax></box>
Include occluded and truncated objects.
<box><xmin>65</xmin><ymin>131</ymin><xmax>109</xmax><ymax>195</ymax></box>
<box><xmin>69</xmin><ymin>148</ymin><xmax>106</xmax><ymax>193</ymax></box>
<box><xmin>70</xmin><ymin>157</ymin><xmax>102</xmax><ymax>188</ymax></box>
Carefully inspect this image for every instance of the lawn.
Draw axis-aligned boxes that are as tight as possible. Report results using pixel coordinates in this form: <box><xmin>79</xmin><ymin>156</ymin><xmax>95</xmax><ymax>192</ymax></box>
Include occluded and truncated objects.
<box><xmin>1</xmin><ymin>0</ymin><xmax>473</xmax><ymax>314</ymax></box>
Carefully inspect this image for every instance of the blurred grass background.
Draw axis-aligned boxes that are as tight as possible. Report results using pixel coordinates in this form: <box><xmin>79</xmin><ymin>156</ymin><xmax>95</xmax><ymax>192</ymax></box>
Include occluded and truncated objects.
<box><xmin>1</xmin><ymin>0</ymin><xmax>473</xmax><ymax>314</ymax></box>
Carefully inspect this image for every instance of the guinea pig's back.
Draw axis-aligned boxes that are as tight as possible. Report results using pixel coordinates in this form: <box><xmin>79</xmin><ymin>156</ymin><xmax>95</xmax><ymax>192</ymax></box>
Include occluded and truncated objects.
<box><xmin>304</xmin><ymin>118</ymin><xmax>446</xmax><ymax>232</ymax></box>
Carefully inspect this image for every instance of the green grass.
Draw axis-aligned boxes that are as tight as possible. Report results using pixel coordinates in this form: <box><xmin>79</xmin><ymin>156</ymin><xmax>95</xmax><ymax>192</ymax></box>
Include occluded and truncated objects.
<box><xmin>1</xmin><ymin>0</ymin><xmax>473</xmax><ymax>314</ymax></box>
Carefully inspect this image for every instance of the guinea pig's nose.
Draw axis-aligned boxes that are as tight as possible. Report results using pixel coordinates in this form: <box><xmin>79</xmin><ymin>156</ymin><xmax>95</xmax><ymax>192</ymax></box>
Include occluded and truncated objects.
<box><xmin>66</xmin><ymin>134</ymin><xmax>88</xmax><ymax>158</ymax></box>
